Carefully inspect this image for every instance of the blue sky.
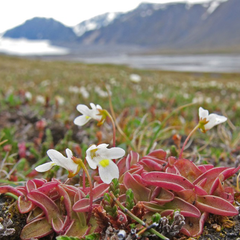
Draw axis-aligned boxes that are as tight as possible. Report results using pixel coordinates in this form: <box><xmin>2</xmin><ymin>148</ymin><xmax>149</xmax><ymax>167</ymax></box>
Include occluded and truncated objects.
<box><xmin>0</xmin><ymin>0</ymin><xmax>216</xmax><ymax>33</ymax></box>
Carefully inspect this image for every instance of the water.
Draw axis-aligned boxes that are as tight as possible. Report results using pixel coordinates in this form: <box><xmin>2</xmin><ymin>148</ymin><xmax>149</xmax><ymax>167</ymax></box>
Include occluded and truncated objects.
<box><xmin>74</xmin><ymin>54</ymin><xmax>240</xmax><ymax>73</ymax></box>
<box><xmin>0</xmin><ymin>37</ymin><xmax>239</xmax><ymax>73</ymax></box>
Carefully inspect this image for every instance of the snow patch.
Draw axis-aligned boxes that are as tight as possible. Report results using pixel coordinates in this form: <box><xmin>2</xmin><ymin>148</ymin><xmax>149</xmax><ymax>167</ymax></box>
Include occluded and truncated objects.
<box><xmin>0</xmin><ymin>37</ymin><xmax>69</xmax><ymax>56</ymax></box>
<box><xmin>74</xmin><ymin>12</ymin><xmax>121</xmax><ymax>37</ymax></box>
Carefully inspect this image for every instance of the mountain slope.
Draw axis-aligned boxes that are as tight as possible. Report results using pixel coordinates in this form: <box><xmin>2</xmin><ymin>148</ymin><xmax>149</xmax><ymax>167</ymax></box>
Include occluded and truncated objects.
<box><xmin>77</xmin><ymin>0</ymin><xmax>240</xmax><ymax>51</ymax></box>
<box><xmin>3</xmin><ymin>17</ymin><xmax>77</xmax><ymax>42</ymax></box>
<box><xmin>73</xmin><ymin>12</ymin><xmax>122</xmax><ymax>37</ymax></box>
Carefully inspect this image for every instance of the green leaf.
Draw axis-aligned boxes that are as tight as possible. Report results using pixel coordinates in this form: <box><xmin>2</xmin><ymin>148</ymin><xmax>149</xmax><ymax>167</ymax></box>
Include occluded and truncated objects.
<box><xmin>126</xmin><ymin>188</ymin><xmax>134</xmax><ymax>210</ymax></box>
<box><xmin>56</xmin><ymin>236</ymin><xmax>80</xmax><ymax>240</ymax></box>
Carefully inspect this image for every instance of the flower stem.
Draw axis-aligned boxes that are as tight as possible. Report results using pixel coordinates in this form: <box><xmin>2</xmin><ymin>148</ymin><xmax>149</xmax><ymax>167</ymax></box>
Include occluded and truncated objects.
<box><xmin>147</xmin><ymin>102</ymin><xmax>195</xmax><ymax>154</ymax></box>
<box><xmin>109</xmin><ymin>192</ymin><xmax>169</xmax><ymax>240</ymax></box>
<box><xmin>179</xmin><ymin>123</ymin><xmax>200</xmax><ymax>159</ymax></box>
<box><xmin>78</xmin><ymin>160</ymin><xmax>93</xmax><ymax>224</ymax></box>
<box><xmin>107</xmin><ymin>91</ymin><xmax>136</xmax><ymax>151</ymax></box>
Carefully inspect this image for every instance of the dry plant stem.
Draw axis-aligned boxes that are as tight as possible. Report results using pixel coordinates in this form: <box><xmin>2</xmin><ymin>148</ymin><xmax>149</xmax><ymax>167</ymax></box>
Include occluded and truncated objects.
<box><xmin>109</xmin><ymin>192</ymin><xmax>169</xmax><ymax>240</ymax></box>
<box><xmin>105</xmin><ymin>110</ymin><xmax>116</xmax><ymax>147</ymax></box>
<box><xmin>147</xmin><ymin>102</ymin><xmax>196</xmax><ymax>154</ymax></box>
<box><xmin>108</xmin><ymin>92</ymin><xmax>136</xmax><ymax>151</ymax></box>
<box><xmin>78</xmin><ymin>160</ymin><xmax>93</xmax><ymax>224</ymax></box>
<box><xmin>179</xmin><ymin>123</ymin><xmax>200</xmax><ymax>159</ymax></box>
<box><xmin>237</xmin><ymin>172</ymin><xmax>240</xmax><ymax>192</ymax></box>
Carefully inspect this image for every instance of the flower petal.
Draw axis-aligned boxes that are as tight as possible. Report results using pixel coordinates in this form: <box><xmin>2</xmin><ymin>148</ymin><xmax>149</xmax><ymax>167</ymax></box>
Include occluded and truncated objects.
<box><xmin>199</xmin><ymin>107</ymin><xmax>209</xmax><ymax>119</ymax></box>
<box><xmin>86</xmin><ymin>145</ymin><xmax>98</xmax><ymax>169</ymax></box>
<box><xmin>74</xmin><ymin>115</ymin><xmax>91</xmax><ymax>126</ymax></box>
<box><xmin>76</xmin><ymin>104</ymin><xmax>91</xmax><ymax>116</ymax></box>
<box><xmin>98</xmin><ymin>161</ymin><xmax>119</xmax><ymax>184</ymax></box>
<box><xmin>65</xmin><ymin>148</ymin><xmax>73</xmax><ymax>159</ymax></box>
<box><xmin>97</xmin><ymin>147</ymin><xmax>125</xmax><ymax>159</ymax></box>
<box><xmin>47</xmin><ymin>149</ymin><xmax>78</xmax><ymax>174</ymax></box>
<box><xmin>35</xmin><ymin>162</ymin><xmax>55</xmax><ymax>172</ymax></box>
<box><xmin>205</xmin><ymin>114</ymin><xmax>227</xmax><ymax>130</ymax></box>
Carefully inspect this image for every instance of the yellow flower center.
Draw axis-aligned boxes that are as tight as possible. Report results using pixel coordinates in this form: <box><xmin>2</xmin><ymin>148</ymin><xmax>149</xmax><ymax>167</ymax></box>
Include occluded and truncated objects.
<box><xmin>99</xmin><ymin>159</ymin><xmax>110</xmax><ymax>168</ymax></box>
<box><xmin>86</xmin><ymin>116</ymin><xmax>91</xmax><ymax>119</ymax></box>
<box><xmin>90</xmin><ymin>148</ymin><xmax>98</xmax><ymax>159</ymax></box>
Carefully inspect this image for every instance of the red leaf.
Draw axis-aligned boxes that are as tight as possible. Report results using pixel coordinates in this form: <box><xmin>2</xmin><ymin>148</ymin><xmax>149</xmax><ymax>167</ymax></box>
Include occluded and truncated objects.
<box><xmin>28</xmin><ymin>191</ymin><xmax>64</xmax><ymax>232</ymax></box>
<box><xmin>123</xmin><ymin>172</ymin><xmax>151</xmax><ymax>201</ymax></box>
<box><xmin>196</xmin><ymin>195</ymin><xmax>238</xmax><ymax>216</ymax></box>
<box><xmin>143</xmin><ymin>197</ymin><xmax>201</xmax><ymax>217</ymax></box>
<box><xmin>152</xmin><ymin>187</ymin><xmax>174</xmax><ymax>204</ymax></box>
<box><xmin>142</xmin><ymin>172</ymin><xmax>194</xmax><ymax>191</ymax></box>
<box><xmin>18</xmin><ymin>195</ymin><xmax>34</xmax><ymax>213</ymax></box>
<box><xmin>174</xmin><ymin>159</ymin><xmax>203</xmax><ymax>182</ymax></box>
<box><xmin>147</xmin><ymin>149</ymin><xmax>167</xmax><ymax>160</ymax></box>
<box><xmin>181</xmin><ymin>212</ymin><xmax>208</xmax><ymax>237</ymax></box>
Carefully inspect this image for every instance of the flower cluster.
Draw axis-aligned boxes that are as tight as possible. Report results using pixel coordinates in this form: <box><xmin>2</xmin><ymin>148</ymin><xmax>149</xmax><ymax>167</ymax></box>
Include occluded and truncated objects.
<box><xmin>35</xmin><ymin>103</ymin><xmax>125</xmax><ymax>184</ymax></box>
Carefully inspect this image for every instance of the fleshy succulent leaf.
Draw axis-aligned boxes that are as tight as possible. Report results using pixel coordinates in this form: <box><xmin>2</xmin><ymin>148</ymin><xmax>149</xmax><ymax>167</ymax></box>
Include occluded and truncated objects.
<box><xmin>20</xmin><ymin>217</ymin><xmax>53</xmax><ymax>240</ymax></box>
<box><xmin>27</xmin><ymin>191</ymin><xmax>64</xmax><ymax>232</ymax></box>
<box><xmin>181</xmin><ymin>212</ymin><xmax>209</xmax><ymax>237</ymax></box>
<box><xmin>196</xmin><ymin>195</ymin><xmax>238</xmax><ymax>216</ymax></box>
<box><xmin>123</xmin><ymin>172</ymin><xmax>151</xmax><ymax>201</ymax></box>
<box><xmin>142</xmin><ymin>172</ymin><xmax>194</xmax><ymax>191</ymax></box>
<box><xmin>173</xmin><ymin>158</ymin><xmax>203</xmax><ymax>182</ymax></box>
<box><xmin>18</xmin><ymin>195</ymin><xmax>34</xmax><ymax>213</ymax></box>
<box><xmin>143</xmin><ymin>197</ymin><xmax>201</xmax><ymax>218</ymax></box>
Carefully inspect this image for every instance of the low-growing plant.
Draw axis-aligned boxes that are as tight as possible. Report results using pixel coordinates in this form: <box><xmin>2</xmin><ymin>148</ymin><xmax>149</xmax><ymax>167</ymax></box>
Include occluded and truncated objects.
<box><xmin>0</xmin><ymin>101</ymin><xmax>239</xmax><ymax>240</ymax></box>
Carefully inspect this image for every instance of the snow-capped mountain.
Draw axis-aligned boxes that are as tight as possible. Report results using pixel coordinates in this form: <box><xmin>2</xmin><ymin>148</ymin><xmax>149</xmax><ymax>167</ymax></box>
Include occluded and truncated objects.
<box><xmin>73</xmin><ymin>12</ymin><xmax>122</xmax><ymax>37</ymax></box>
<box><xmin>2</xmin><ymin>0</ymin><xmax>240</xmax><ymax>53</ymax></box>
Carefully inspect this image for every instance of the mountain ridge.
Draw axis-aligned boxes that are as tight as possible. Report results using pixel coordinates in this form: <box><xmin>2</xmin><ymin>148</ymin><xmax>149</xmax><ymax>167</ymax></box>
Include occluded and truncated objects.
<box><xmin>2</xmin><ymin>0</ymin><xmax>240</xmax><ymax>53</ymax></box>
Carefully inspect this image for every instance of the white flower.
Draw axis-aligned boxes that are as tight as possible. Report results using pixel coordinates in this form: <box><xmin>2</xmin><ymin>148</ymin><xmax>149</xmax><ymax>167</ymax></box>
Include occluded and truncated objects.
<box><xmin>74</xmin><ymin>103</ymin><xmax>102</xmax><ymax>126</ymax></box>
<box><xmin>198</xmin><ymin>107</ymin><xmax>227</xmax><ymax>132</ymax></box>
<box><xmin>35</xmin><ymin>148</ymin><xmax>80</xmax><ymax>177</ymax></box>
<box><xmin>86</xmin><ymin>144</ymin><xmax>125</xmax><ymax>184</ymax></box>
<box><xmin>129</xmin><ymin>74</ymin><xmax>141</xmax><ymax>83</ymax></box>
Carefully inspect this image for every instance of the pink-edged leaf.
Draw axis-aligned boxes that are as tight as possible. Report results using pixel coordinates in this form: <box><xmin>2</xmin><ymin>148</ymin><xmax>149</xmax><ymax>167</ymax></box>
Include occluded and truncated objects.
<box><xmin>143</xmin><ymin>197</ymin><xmax>201</xmax><ymax>217</ymax></box>
<box><xmin>181</xmin><ymin>212</ymin><xmax>209</xmax><ymax>237</ymax></box>
<box><xmin>197</xmin><ymin>164</ymin><xmax>214</xmax><ymax>172</ymax></box>
<box><xmin>152</xmin><ymin>187</ymin><xmax>174</xmax><ymax>204</ymax></box>
<box><xmin>20</xmin><ymin>217</ymin><xmax>53</xmax><ymax>240</ymax></box>
<box><xmin>58</xmin><ymin>185</ymin><xmax>72</xmax><ymax>220</ymax></box>
<box><xmin>0</xmin><ymin>185</ymin><xmax>24</xmax><ymax>197</ymax></box>
<box><xmin>194</xmin><ymin>185</ymin><xmax>208</xmax><ymax>196</ymax></box>
<box><xmin>147</xmin><ymin>149</ymin><xmax>167</xmax><ymax>160</ymax></box>
<box><xmin>28</xmin><ymin>191</ymin><xmax>64</xmax><ymax>232</ymax></box>
<box><xmin>92</xmin><ymin>183</ymin><xmax>109</xmax><ymax>200</ymax></box>
<box><xmin>64</xmin><ymin>220</ymin><xmax>91</xmax><ymax>238</ymax></box>
<box><xmin>173</xmin><ymin>159</ymin><xmax>203</xmax><ymax>182</ymax></box>
<box><xmin>37</xmin><ymin>181</ymin><xmax>59</xmax><ymax>195</ymax></box>
<box><xmin>142</xmin><ymin>172</ymin><xmax>194</xmax><ymax>191</ymax></box>
<box><xmin>214</xmin><ymin>182</ymin><xmax>235</xmax><ymax>203</ymax></box>
<box><xmin>26</xmin><ymin>180</ymin><xmax>37</xmax><ymax>193</ymax></box>
<box><xmin>123</xmin><ymin>172</ymin><xmax>151</xmax><ymax>201</ymax></box>
<box><xmin>196</xmin><ymin>195</ymin><xmax>238</xmax><ymax>216</ymax></box>
<box><xmin>165</xmin><ymin>165</ymin><xmax>180</xmax><ymax>174</ymax></box>
<box><xmin>26</xmin><ymin>207</ymin><xmax>44</xmax><ymax>223</ymax></box>
<box><xmin>176</xmin><ymin>189</ymin><xmax>196</xmax><ymax>204</ymax></box>
<box><xmin>18</xmin><ymin>195</ymin><xmax>34</xmax><ymax>213</ymax></box>
<box><xmin>72</xmin><ymin>198</ymin><xmax>98</xmax><ymax>212</ymax></box>
<box><xmin>193</xmin><ymin>167</ymin><xmax>228</xmax><ymax>194</ymax></box>
<box><xmin>126</xmin><ymin>151</ymin><xmax>140</xmax><ymax>170</ymax></box>
<box><xmin>119</xmin><ymin>164</ymin><xmax>143</xmax><ymax>183</ymax></box>
<box><xmin>139</xmin><ymin>158</ymin><xmax>163</xmax><ymax>171</ymax></box>
<box><xmin>32</xmin><ymin>178</ymin><xmax>47</xmax><ymax>187</ymax></box>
